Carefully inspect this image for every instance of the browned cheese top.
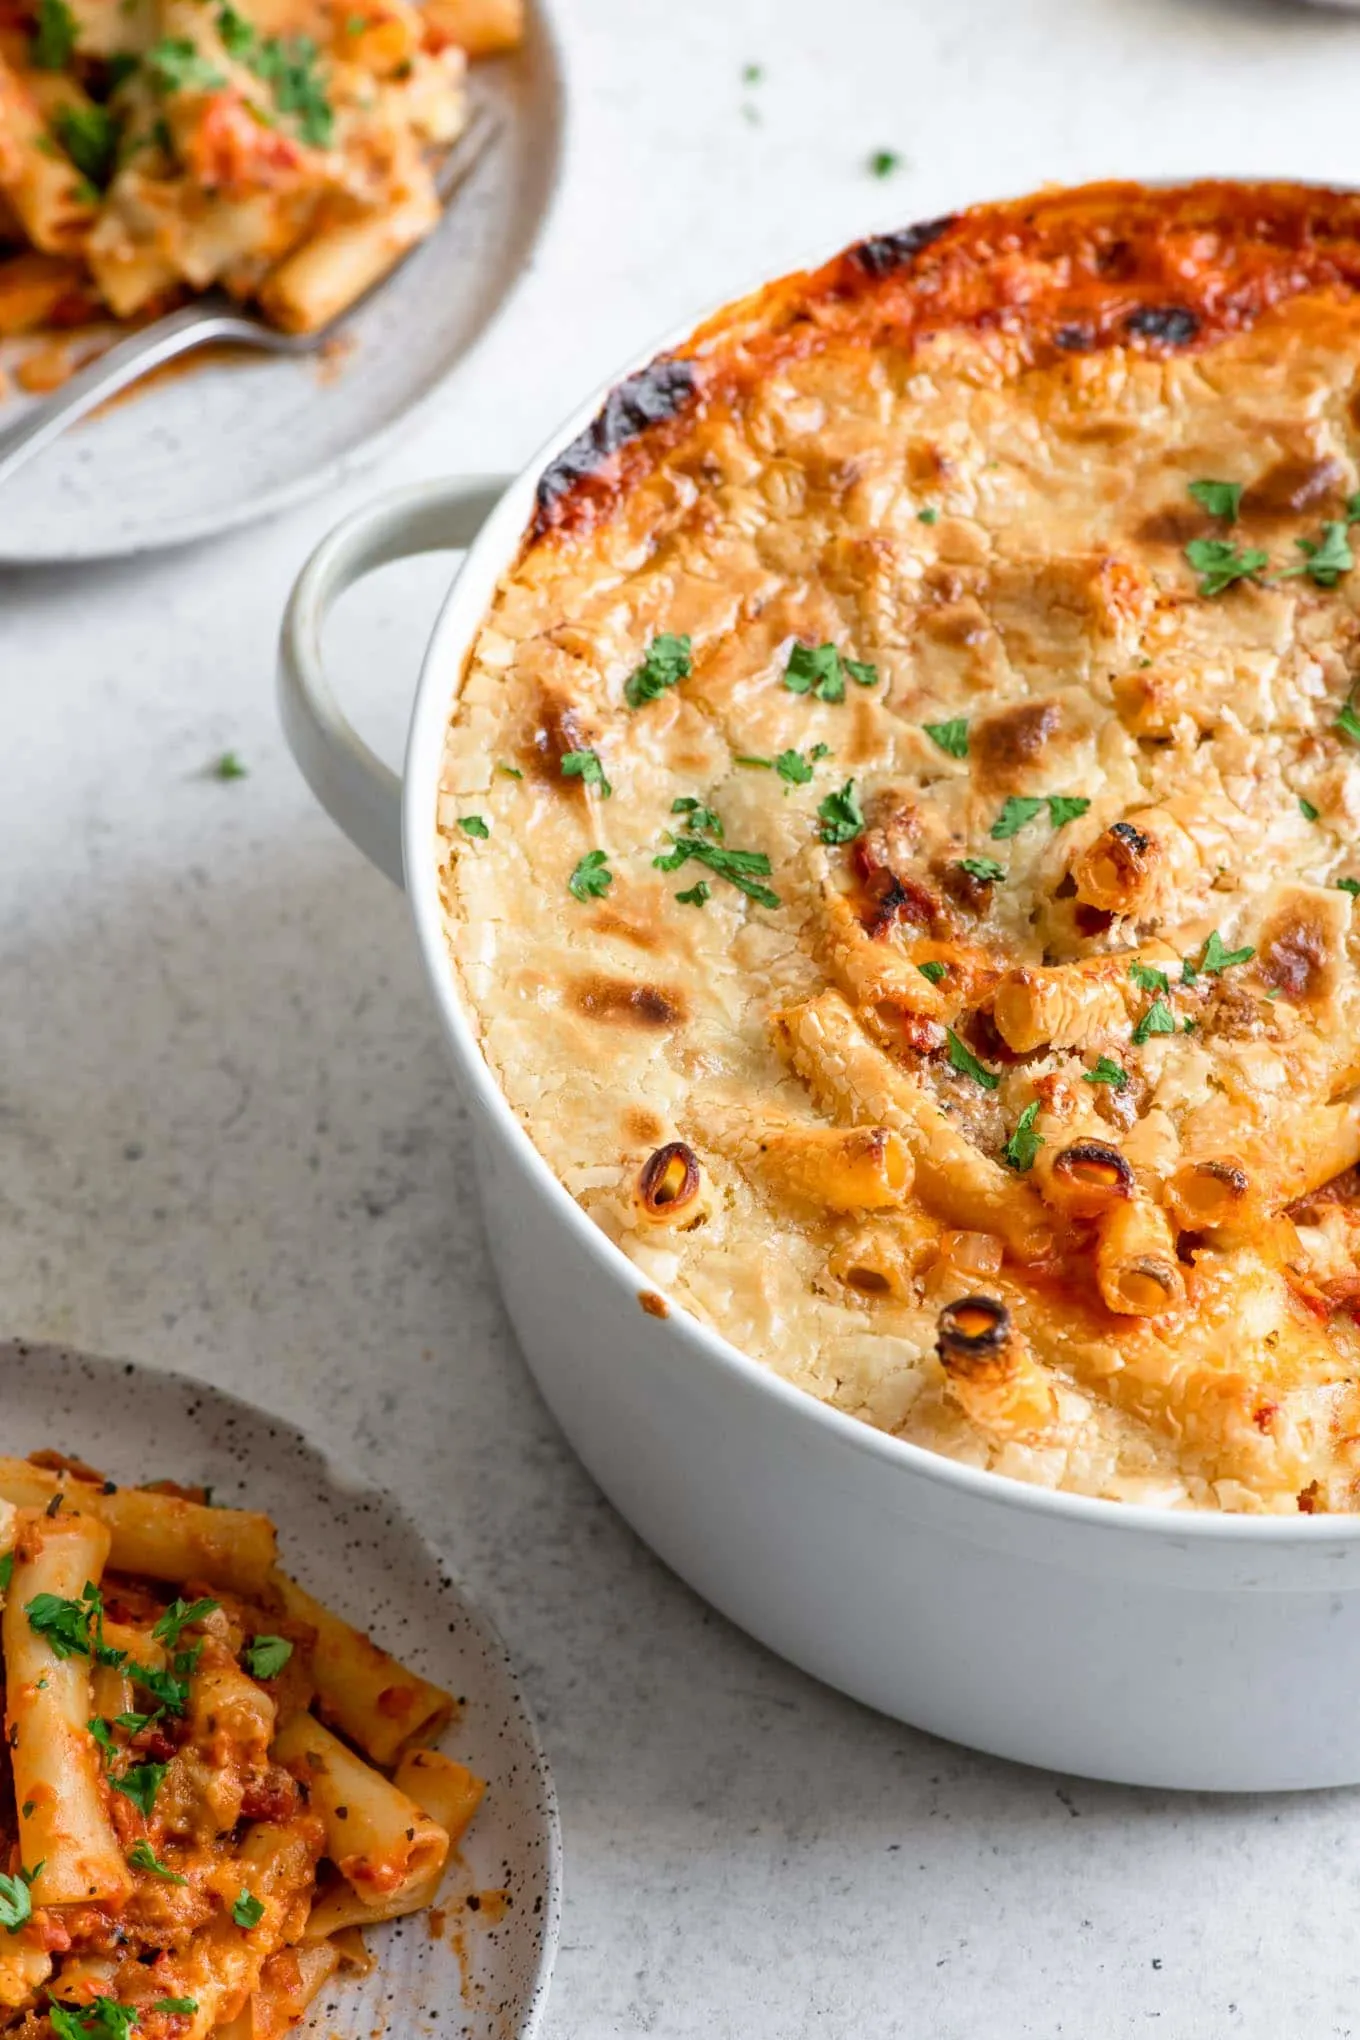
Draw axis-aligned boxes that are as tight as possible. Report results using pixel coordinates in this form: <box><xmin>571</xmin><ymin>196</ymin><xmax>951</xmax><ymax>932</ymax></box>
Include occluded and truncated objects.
<box><xmin>436</xmin><ymin>181</ymin><xmax>1360</xmax><ymax>1513</ymax></box>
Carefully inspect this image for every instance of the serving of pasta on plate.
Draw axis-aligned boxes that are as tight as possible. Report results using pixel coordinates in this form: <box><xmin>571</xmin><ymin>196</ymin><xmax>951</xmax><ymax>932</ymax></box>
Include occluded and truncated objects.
<box><xmin>0</xmin><ymin>1450</ymin><xmax>485</xmax><ymax>2040</ymax></box>
<box><xmin>0</xmin><ymin>0</ymin><xmax>522</xmax><ymax>384</ymax></box>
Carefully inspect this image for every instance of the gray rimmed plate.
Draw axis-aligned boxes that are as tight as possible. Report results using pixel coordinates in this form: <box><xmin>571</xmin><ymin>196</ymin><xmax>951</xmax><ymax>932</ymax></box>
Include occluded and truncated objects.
<box><xmin>0</xmin><ymin>1338</ymin><xmax>561</xmax><ymax>2039</ymax></box>
<box><xmin>0</xmin><ymin>0</ymin><xmax>564</xmax><ymax>564</ymax></box>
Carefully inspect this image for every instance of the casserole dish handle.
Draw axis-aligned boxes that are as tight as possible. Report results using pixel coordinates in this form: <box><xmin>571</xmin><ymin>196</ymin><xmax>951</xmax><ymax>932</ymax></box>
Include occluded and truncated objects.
<box><xmin>278</xmin><ymin>477</ymin><xmax>508</xmax><ymax>888</ymax></box>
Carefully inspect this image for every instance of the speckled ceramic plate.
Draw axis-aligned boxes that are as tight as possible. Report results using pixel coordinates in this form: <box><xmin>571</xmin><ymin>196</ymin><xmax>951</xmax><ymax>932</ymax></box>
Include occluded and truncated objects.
<box><xmin>0</xmin><ymin>1338</ymin><xmax>561</xmax><ymax>2039</ymax></box>
<box><xmin>0</xmin><ymin>0</ymin><xmax>564</xmax><ymax>564</ymax></box>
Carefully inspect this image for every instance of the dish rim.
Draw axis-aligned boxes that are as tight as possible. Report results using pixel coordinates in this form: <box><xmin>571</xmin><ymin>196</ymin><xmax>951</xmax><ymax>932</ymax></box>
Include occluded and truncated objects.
<box><xmin>0</xmin><ymin>0</ymin><xmax>570</xmax><ymax>567</ymax></box>
<box><xmin>404</xmin><ymin>175</ymin><xmax>1360</xmax><ymax>1549</ymax></box>
<box><xmin>0</xmin><ymin>1336</ymin><xmax>564</xmax><ymax>2037</ymax></box>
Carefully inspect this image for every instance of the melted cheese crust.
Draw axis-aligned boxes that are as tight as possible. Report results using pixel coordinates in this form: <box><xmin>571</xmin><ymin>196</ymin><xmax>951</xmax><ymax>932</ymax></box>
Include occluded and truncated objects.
<box><xmin>436</xmin><ymin>181</ymin><xmax>1360</xmax><ymax>1514</ymax></box>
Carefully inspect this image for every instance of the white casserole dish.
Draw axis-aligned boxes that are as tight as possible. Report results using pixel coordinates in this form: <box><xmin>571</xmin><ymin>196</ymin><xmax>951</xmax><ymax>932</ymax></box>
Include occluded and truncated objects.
<box><xmin>278</xmin><ymin>255</ymin><xmax>1360</xmax><ymax>1797</ymax></box>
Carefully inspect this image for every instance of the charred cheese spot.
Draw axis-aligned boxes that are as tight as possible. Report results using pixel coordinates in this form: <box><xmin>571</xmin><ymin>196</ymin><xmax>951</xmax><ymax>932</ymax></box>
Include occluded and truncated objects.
<box><xmin>572</xmin><ymin>978</ymin><xmax>688</xmax><ymax>1029</ymax></box>
<box><xmin>970</xmin><ymin>699</ymin><xmax>1063</xmax><ymax>788</ymax></box>
<box><xmin>1242</xmin><ymin>452</ymin><xmax>1345</xmax><ymax>520</ymax></box>
<box><xmin>526</xmin><ymin>689</ymin><xmax>595</xmax><ymax>782</ymax></box>
<box><xmin>624</xmin><ymin>1107</ymin><xmax>667</xmax><ymax>1145</ymax></box>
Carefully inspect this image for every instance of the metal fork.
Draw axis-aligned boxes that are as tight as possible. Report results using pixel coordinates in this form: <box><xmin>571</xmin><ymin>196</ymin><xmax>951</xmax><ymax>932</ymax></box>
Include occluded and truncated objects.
<box><xmin>0</xmin><ymin>103</ymin><xmax>498</xmax><ymax>492</ymax></box>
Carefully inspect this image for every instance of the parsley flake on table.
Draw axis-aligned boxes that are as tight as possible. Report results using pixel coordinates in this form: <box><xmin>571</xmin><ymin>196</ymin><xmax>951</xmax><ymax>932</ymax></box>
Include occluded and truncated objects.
<box><xmin>868</xmin><ymin>148</ymin><xmax>901</xmax><ymax>178</ymax></box>
<box><xmin>1002</xmin><ymin>1100</ymin><xmax>1044</xmax><ymax>1173</ymax></box>
<box><xmin>742</xmin><ymin>60</ymin><xmax>762</xmax><ymax>83</ymax></box>
<box><xmin>923</xmin><ymin>717</ymin><xmax>969</xmax><ymax>759</ymax></box>
<box><xmin>958</xmin><ymin>856</ymin><xmax>1004</xmax><ymax>884</ymax></box>
<box><xmin>653</xmin><ymin>837</ymin><xmax>780</xmax><ymax>909</ymax></box>
<box><xmin>209</xmin><ymin>750</ymin><xmax>247</xmax><ymax>781</ymax></box>
<box><xmin>676</xmin><ymin>881</ymin><xmax>710</xmax><ymax>907</ymax></box>
<box><xmin>1184</xmin><ymin>536</ymin><xmax>1269</xmax><ymax>597</ymax></box>
<box><xmin>1132</xmin><ymin>998</ymin><xmax>1176</xmax><ymax>1046</ymax></box>
<box><xmin>1129</xmin><ymin>960</ymin><xmax>1171</xmax><ymax>996</ymax></box>
<box><xmin>816</xmin><ymin>779</ymin><xmax>865</xmax><ymax>845</ymax></box>
<box><xmin>1278</xmin><ymin>521</ymin><xmax>1354</xmax><ymax>589</ymax></box>
<box><xmin>111</xmin><ymin>1762</ymin><xmax>168</xmax><ymax>1817</ymax></box>
<box><xmin>31</xmin><ymin>0</ymin><xmax>76</xmax><ymax>67</ymax></box>
<box><xmin>945</xmin><ymin>1029</ymin><xmax>1000</xmax><ymax>1091</ymax></box>
<box><xmin>152</xmin><ymin>1597</ymin><xmax>218</xmax><ymax>1648</ymax></box>
<box><xmin>233</xmin><ymin>1889</ymin><xmax>265</xmax><ymax>1930</ymax></box>
<box><xmin>1083</xmin><ymin>1055</ymin><xmax>1129</xmax><ymax>1089</ymax></box>
<box><xmin>624</xmin><ymin>632</ymin><xmax>691</xmax><ymax>708</ymax></box>
<box><xmin>128</xmin><ymin>1840</ymin><xmax>187</xmax><ymax>1884</ymax></box>
<box><xmin>1187</xmin><ymin>478</ymin><xmax>1243</xmax><ymax>521</ymax></box>
<box><xmin>457</xmin><ymin>815</ymin><xmax>489</xmax><ymax>840</ymax></box>
<box><xmin>568</xmin><ymin>849</ymin><xmax>612</xmax><ymax>901</ymax></box>
<box><xmin>0</xmin><ymin>1865</ymin><xmax>37</xmax><ymax>1934</ymax></box>
<box><xmin>1299</xmin><ymin>795</ymin><xmax>1319</xmax><ymax>822</ymax></box>
<box><xmin>244</xmin><ymin>1635</ymin><xmax>293</xmax><ymax>1679</ymax></box>
<box><xmin>561</xmin><ymin>749</ymin><xmax>612</xmax><ymax>798</ymax></box>
<box><xmin>916</xmin><ymin>960</ymin><xmax>948</xmax><ymax>985</ymax></box>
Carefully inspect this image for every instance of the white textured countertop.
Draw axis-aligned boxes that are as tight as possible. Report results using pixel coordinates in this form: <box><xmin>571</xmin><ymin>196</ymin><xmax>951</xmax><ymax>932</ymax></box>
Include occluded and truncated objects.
<box><xmin>8</xmin><ymin>1</ymin><xmax>1360</xmax><ymax>2031</ymax></box>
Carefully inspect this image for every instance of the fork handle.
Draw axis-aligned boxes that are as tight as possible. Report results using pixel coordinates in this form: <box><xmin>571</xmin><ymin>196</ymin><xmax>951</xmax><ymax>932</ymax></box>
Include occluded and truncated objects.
<box><xmin>0</xmin><ymin>304</ymin><xmax>257</xmax><ymax>492</ymax></box>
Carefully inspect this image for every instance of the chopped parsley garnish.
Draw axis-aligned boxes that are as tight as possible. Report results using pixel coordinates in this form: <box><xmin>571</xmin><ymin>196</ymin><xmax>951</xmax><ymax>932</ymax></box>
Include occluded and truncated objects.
<box><xmin>923</xmin><ymin>718</ymin><xmax>969</xmax><ymax>759</ymax></box>
<box><xmin>783</xmin><ymin>643</ymin><xmax>845</xmax><ymax>702</ymax></box>
<box><xmin>55</xmin><ymin>105</ymin><xmax>118</xmax><ymax>188</ymax></box>
<box><xmin>145</xmin><ymin>36</ymin><xmax>227</xmax><ymax>94</ymax></box>
<box><xmin>152</xmin><ymin>1597</ymin><xmax>218</xmax><ymax>1649</ymax></box>
<box><xmin>1083</xmin><ymin>1055</ymin><xmax>1129</xmax><ymax>1089</ymax></box>
<box><xmin>670</xmin><ymin>795</ymin><xmax>721</xmax><ymax>837</ymax></box>
<box><xmin>88</xmin><ymin>1716</ymin><xmax>119</xmax><ymax>1766</ymax></box>
<box><xmin>1299</xmin><ymin>795</ymin><xmax>1319</xmax><ymax>822</ymax></box>
<box><xmin>111</xmin><ymin>1763</ymin><xmax>168</xmax><ymax>1817</ymax></box>
<box><xmin>26</xmin><ymin>1584</ymin><xmax>124</xmax><ymax>1666</ymax></box>
<box><xmin>107</xmin><ymin>50</ymin><xmax>138</xmax><ymax>85</ymax></box>
<box><xmin>1187</xmin><ymin>478</ymin><xmax>1243</xmax><ymax>521</ymax></box>
<box><xmin>131</xmin><ymin>1654</ymin><xmax>195</xmax><ymax>1716</ymax></box>
<box><xmin>653</xmin><ymin>837</ymin><xmax>780</xmax><ymax>910</ymax></box>
<box><xmin>742</xmin><ymin>60</ymin><xmax>762</xmax><ymax>82</ymax></box>
<box><xmin>1337</xmin><ymin>693</ymin><xmax>1360</xmax><ymax>745</ymax></box>
<box><xmin>917</xmin><ymin>507</ymin><xmax>939</xmax><ymax>525</ymax></box>
<box><xmin>1002</xmin><ymin>1100</ymin><xmax>1044</xmax><ymax>1173</ymax></box>
<box><xmin>734</xmin><ymin>754</ymin><xmax>773</xmax><ymax>769</ymax></box>
<box><xmin>958</xmin><ymin>856</ymin><xmax>1004</xmax><ymax>884</ymax></box>
<box><xmin>243</xmin><ymin>1635</ymin><xmax>293</xmax><ymax>1680</ymax></box>
<box><xmin>496</xmin><ymin>762</ymin><xmax>523</xmax><ymax>780</ymax></box>
<box><xmin>989</xmin><ymin>793</ymin><xmax>1089</xmax><ymax>840</ymax></box>
<box><xmin>568</xmin><ymin>849</ymin><xmax>612</xmax><ymax>901</ymax></box>
<box><xmin>1129</xmin><ymin>960</ymin><xmax>1171</xmax><ymax>996</ymax></box>
<box><xmin>916</xmin><ymin>960</ymin><xmax>948</xmax><ymax>985</ymax></box>
<box><xmin>243</xmin><ymin>27</ymin><xmax>334</xmax><ymax>145</ymax></box>
<box><xmin>1184</xmin><ymin>536</ymin><xmax>1268</xmax><ymax>597</ymax></box>
<box><xmin>945</xmin><ymin>1029</ymin><xmax>1000</xmax><ymax>1091</ymax></box>
<box><xmin>1194</xmin><ymin>929</ymin><xmax>1255</xmax><ymax>976</ymax></box>
<box><xmin>774</xmin><ymin>749</ymin><xmax>813</xmax><ymax>785</ymax></box>
<box><xmin>561</xmin><ymin>750</ymin><xmax>612</xmax><ymax>798</ymax></box>
<box><xmin>48</xmin><ymin>1999</ymin><xmax>140</xmax><ymax>2040</ymax></box>
<box><xmin>0</xmin><ymin>1552</ymin><xmax>12</xmax><ymax>1594</ymax></box>
<box><xmin>868</xmin><ymin>148</ymin><xmax>901</xmax><ymax>177</ymax></box>
<box><xmin>457</xmin><ymin>815</ymin><xmax>489</xmax><ymax>840</ymax></box>
<box><xmin>232</xmin><ymin>1889</ymin><xmax>265</xmax><ymax>1930</ymax></box>
<box><xmin>1278</xmin><ymin>521</ymin><xmax>1354</xmax><ymax>589</ymax></box>
<box><xmin>153</xmin><ymin>2004</ymin><xmax>198</xmax><ymax>2018</ymax></box>
<box><xmin>676</xmin><ymin>881</ymin><xmax>710</xmax><ymax>907</ymax></box>
<box><xmin>0</xmin><ymin>1865</ymin><xmax>37</xmax><ymax>1933</ymax></box>
<box><xmin>31</xmin><ymin>0</ymin><xmax>77</xmax><ymax>68</ymax></box>
<box><xmin>1337</xmin><ymin>877</ymin><xmax>1360</xmax><ymax>897</ymax></box>
<box><xmin>624</xmin><ymin>633</ymin><xmax>691</xmax><ymax>709</ymax></box>
<box><xmin>816</xmin><ymin>779</ymin><xmax>865</xmax><ymax>846</ymax></box>
<box><xmin>845</xmin><ymin>659</ymin><xmax>878</xmax><ymax>688</ymax></box>
<box><xmin>128</xmin><ymin>1840</ymin><xmax>186</xmax><ymax>1884</ymax></box>
<box><xmin>1132</xmin><ymin>998</ymin><xmax>1176</xmax><ymax>1046</ymax></box>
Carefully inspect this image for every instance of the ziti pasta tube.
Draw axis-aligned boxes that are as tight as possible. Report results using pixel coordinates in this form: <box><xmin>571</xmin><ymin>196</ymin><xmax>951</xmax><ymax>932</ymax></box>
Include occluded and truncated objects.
<box><xmin>2</xmin><ymin>1509</ymin><xmax>132</xmax><ymax>1906</ymax></box>
<box><xmin>272</xmin><ymin>1713</ymin><xmax>449</xmax><ymax>1906</ymax></box>
<box><xmin>269</xmin><ymin>1570</ymin><xmax>453</xmax><ymax>1765</ymax></box>
<box><xmin>0</xmin><ymin>1460</ymin><xmax>277</xmax><ymax>1593</ymax></box>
